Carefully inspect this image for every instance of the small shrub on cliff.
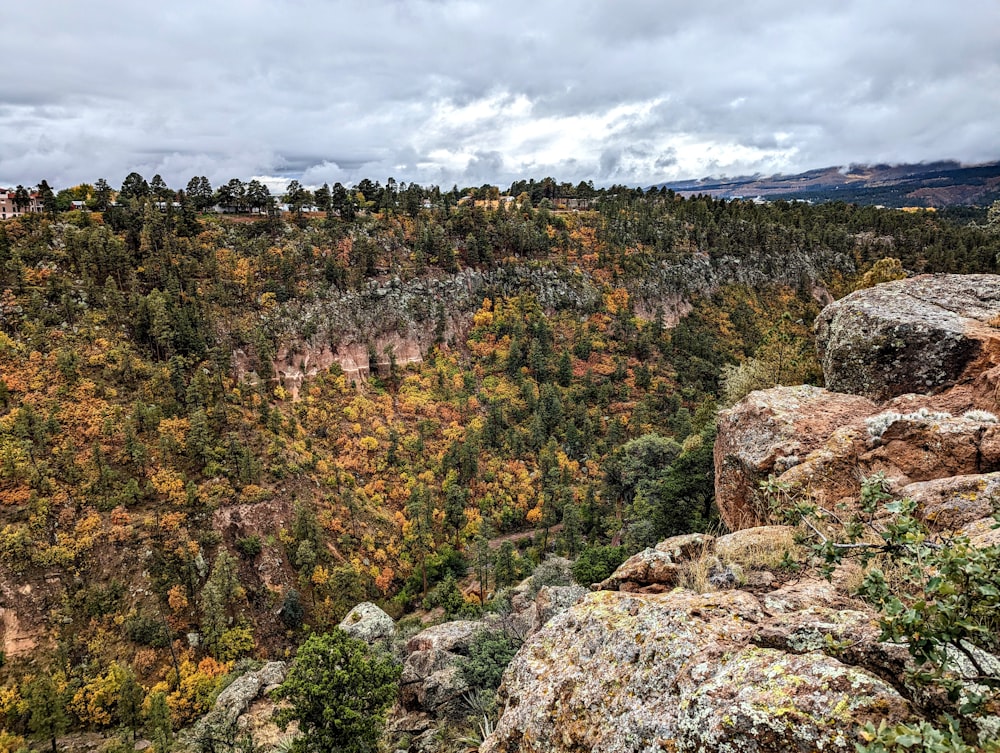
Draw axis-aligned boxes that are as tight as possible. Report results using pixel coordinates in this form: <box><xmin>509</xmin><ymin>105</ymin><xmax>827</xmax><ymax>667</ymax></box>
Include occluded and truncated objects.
<box><xmin>571</xmin><ymin>544</ymin><xmax>627</xmax><ymax>586</ymax></box>
<box><xmin>794</xmin><ymin>473</ymin><xmax>1000</xmax><ymax>753</ymax></box>
<box><xmin>526</xmin><ymin>556</ymin><xmax>573</xmax><ymax>597</ymax></box>
<box><xmin>456</xmin><ymin>629</ymin><xmax>519</xmax><ymax>696</ymax></box>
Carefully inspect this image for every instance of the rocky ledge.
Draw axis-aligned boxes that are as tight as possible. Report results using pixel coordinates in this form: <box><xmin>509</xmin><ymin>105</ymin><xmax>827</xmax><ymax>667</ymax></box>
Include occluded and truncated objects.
<box><xmin>483</xmin><ymin>583</ymin><xmax>913</xmax><ymax>753</ymax></box>
<box><xmin>716</xmin><ymin>273</ymin><xmax>1000</xmax><ymax>531</ymax></box>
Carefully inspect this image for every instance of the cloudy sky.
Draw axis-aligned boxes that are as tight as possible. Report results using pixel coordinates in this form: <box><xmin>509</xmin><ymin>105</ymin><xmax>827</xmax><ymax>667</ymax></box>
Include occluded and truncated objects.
<box><xmin>2</xmin><ymin>1</ymin><xmax>998</xmax><ymax>191</ymax></box>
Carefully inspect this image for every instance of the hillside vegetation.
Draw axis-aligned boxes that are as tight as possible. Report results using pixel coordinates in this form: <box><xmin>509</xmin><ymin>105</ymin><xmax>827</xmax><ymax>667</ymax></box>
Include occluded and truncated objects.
<box><xmin>1</xmin><ymin>177</ymin><xmax>998</xmax><ymax>746</ymax></box>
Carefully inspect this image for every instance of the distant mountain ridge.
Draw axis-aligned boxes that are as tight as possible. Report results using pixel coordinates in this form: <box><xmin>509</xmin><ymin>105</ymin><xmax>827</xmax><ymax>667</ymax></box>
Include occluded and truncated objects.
<box><xmin>656</xmin><ymin>159</ymin><xmax>1000</xmax><ymax>207</ymax></box>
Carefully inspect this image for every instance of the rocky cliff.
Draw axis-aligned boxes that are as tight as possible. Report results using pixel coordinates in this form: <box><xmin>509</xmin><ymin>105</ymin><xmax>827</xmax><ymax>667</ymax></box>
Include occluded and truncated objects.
<box><xmin>483</xmin><ymin>273</ymin><xmax>1000</xmax><ymax>753</ymax></box>
<box><xmin>251</xmin><ymin>246</ymin><xmax>853</xmax><ymax>396</ymax></box>
<box><xmin>716</xmin><ymin>273</ymin><xmax>1000</xmax><ymax>533</ymax></box>
<box><xmin>482</xmin><ymin>532</ymin><xmax>921</xmax><ymax>753</ymax></box>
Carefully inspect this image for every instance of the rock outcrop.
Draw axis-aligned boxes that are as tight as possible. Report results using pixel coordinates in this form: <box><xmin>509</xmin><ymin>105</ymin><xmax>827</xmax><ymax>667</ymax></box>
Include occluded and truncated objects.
<box><xmin>400</xmin><ymin>620</ymin><xmax>479</xmax><ymax>718</ymax></box>
<box><xmin>714</xmin><ymin>386</ymin><xmax>876</xmax><ymax>528</ymax></box>
<box><xmin>483</xmin><ymin>587</ymin><xmax>915</xmax><ymax>753</ymax></box>
<box><xmin>396</xmin><ymin>573</ymin><xmax>588</xmax><ymax>741</ymax></box>
<box><xmin>716</xmin><ymin>274</ymin><xmax>1000</xmax><ymax>530</ymax></box>
<box><xmin>815</xmin><ymin>274</ymin><xmax>1000</xmax><ymax>401</ymax></box>
<box><xmin>484</xmin><ymin>274</ymin><xmax>1000</xmax><ymax>753</ymax></box>
<box><xmin>592</xmin><ymin>533</ymin><xmax>713</xmax><ymax>592</ymax></box>
<box><xmin>185</xmin><ymin>662</ymin><xmax>289</xmax><ymax>751</ymax></box>
<box><xmin>339</xmin><ymin>602</ymin><xmax>395</xmax><ymax>645</ymax></box>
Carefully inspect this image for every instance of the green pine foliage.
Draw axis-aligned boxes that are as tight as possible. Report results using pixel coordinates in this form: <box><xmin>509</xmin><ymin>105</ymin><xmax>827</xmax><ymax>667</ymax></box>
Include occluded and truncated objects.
<box><xmin>273</xmin><ymin>630</ymin><xmax>401</xmax><ymax>753</ymax></box>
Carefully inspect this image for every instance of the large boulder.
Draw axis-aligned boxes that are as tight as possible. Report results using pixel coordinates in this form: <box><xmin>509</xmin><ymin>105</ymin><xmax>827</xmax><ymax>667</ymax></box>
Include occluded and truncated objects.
<box><xmin>338</xmin><ymin>602</ymin><xmax>395</xmax><ymax>645</ymax></box>
<box><xmin>532</xmin><ymin>585</ymin><xmax>587</xmax><ymax>632</ymax></box>
<box><xmin>404</xmin><ymin>620</ymin><xmax>480</xmax><ymax>655</ymax></box>
<box><xmin>717</xmin><ymin>383</ymin><xmax>1000</xmax><ymax>529</ymax></box>
<box><xmin>815</xmin><ymin>274</ymin><xmax>1000</xmax><ymax>402</ymax></box>
<box><xmin>592</xmin><ymin>547</ymin><xmax>681</xmax><ymax>592</ymax></box>
<box><xmin>901</xmin><ymin>472</ymin><xmax>1000</xmax><ymax>532</ymax></box>
<box><xmin>593</xmin><ymin>533</ymin><xmax>714</xmax><ymax>592</ymax></box>
<box><xmin>714</xmin><ymin>385</ymin><xmax>875</xmax><ymax>528</ymax></box>
<box><xmin>481</xmin><ymin>588</ymin><xmax>916</xmax><ymax>753</ymax></box>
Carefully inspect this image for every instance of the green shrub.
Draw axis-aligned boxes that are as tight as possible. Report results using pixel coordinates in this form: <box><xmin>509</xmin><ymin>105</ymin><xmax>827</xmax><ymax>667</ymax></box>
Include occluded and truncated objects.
<box><xmin>794</xmin><ymin>473</ymin><xmax>1000</xmax><ymax>753</ymax></box>
<box><xmin>457</xmin><ymin>629</ymin><xmax>519</xmax><ymax>694</ymax></box>
<box><xmin>571</xmin><ymin>544</ymin><xmax>627</xmax><ymax>586</ymax></box>
<box><xmin>234</xmin><ymin>534</ymin><xmax>262</xmax><ymax>559</ymax></box>
<box><xmin>274</xmin><ymin>630</ymin><xmax>401</xmax><ymax>753</ymax></box>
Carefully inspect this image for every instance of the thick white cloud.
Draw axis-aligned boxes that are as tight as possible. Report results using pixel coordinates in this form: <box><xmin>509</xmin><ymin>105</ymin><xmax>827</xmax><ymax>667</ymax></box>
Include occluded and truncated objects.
<box><xmin>1</xmin><ymin>0</ymin><xmax>997</xmax><ymax>190</ymax></box>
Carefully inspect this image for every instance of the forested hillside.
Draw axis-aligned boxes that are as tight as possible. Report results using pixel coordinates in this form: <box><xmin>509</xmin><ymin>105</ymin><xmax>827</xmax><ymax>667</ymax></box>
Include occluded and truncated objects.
<box><xmin>1</xmin><ymin>176</ymin><xmax>998</xmax><ymax>745</ymax></box>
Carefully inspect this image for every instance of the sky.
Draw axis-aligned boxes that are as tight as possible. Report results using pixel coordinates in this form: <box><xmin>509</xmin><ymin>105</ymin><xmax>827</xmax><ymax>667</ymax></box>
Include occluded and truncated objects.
<box><xmin>2</xmin><ymin>0</ymin><xmax>998</xmax><ymax>192</ymax></box>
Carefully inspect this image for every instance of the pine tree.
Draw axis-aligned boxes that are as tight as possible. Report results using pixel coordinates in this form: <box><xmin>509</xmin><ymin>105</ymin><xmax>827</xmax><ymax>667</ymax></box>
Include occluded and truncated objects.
<box><xmin>146</xmin><ymin>691</ymin><xmax>172</xmax><ymax>753</ymax></box>
<box><xmin>25</xmin><ymin>673</ymin><xmax>67</xmax><ymax>753</ymax></box>
<box><xmin>274</xmin><ymin>631</ymin><xmax>401</xmax><ymax>753</ymax></box>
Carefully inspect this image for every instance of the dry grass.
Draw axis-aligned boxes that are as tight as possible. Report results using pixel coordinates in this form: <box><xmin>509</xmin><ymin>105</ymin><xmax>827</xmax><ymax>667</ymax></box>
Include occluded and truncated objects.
<box><xmin>677</xmin><ymin>526</ymin><xmax>808</xmax><ymax>593</ymax></box>
<box><xmin>715</xmin><ymin>526</ymin><xmax>804</xmax><ymax>570</ymax></box>
<box><xmin>834</xmin><ymin>550</ymin><xmax>918</xmax><ymax>599</ymax></box>
<box><xmin>677</xmin><ymin>538</ymin><xmax>721</xmax><ymax>593</ymax></box>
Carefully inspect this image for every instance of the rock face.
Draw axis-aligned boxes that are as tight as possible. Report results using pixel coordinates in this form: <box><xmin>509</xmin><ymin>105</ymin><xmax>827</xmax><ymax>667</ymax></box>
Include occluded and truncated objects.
<box><xmin>400</xmin><ymin>621</ymin><xmax>482</xmax><ymax>718</ymax></box>
<box><xmin>815</xmin><ymin>274</ymin><xmax>1000</xmax><ymax>401</ymax></box>
<box><xmin>901</xmin><ymin>472</ymin><xmax>1000</xmax><ymax>535</ymax></box>
<box><xmin>532</xmin><ymin>585</ymin><xmax>588</xmax><ymax>633</ymax></box>
<box><xmin>716</xmin><ymin>275</ymin><xmax>1000</xmax><ymax>529</ymax></box>
<box><xmin>339</xmin><ymin>602</ymin><xmax>395</xmax><ymax>645</ymax></box>
<box><xmin>483</xmin><ymin>275</ymin><xmax>1000</xmax><ymax>753</ymax></box>
<box><xmin>592</xmin><ymin>533</ymin><xmax>713</xmax><ymax>592</ymax></box>
<box><xmin>398</xmin><ymin>577</ymin><xmax>587</xmax><ymax>727</ymax></box>
<box><xmin>714</xmin><ymin>386</ymin><xmax>876</xmax><ymax>529</ymax></box>
<box><xmin>187</xmin><ymin>662</ymin><xmax>288</xmax><ymax>749</ymax></box>
<box><xmin>483</xmin><ymin>588</ymin><xmax>914</xmax><ymax>753</ymax></box>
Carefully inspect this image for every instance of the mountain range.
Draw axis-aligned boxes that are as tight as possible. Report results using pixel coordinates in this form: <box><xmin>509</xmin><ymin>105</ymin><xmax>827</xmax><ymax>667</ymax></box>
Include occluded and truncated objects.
<box><xmin>658</xmin><ymin>159</ymin><xmax>1000</xmax><ymax>207</ymax></box>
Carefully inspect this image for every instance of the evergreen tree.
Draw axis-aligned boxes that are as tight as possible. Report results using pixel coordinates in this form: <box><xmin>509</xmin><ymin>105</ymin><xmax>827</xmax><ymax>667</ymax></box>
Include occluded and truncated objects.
<box><xmin>25</xmin><ymin>673</ymin><xmax>67</xmax><ymax>753</ymax></box>
<box><xmin>146</xmin><ymin>691</ymin><xmax>173</xmax><ymax>753</ymax></box>
<box><xmin>117</xmin><ymin>665</ymin><xmax>144</xmax><ymax>741</ymax></box>
<box><xmin>274</xmin><ymin>630</ymin><xmax>401</xmax><ymax>753</ymax></box>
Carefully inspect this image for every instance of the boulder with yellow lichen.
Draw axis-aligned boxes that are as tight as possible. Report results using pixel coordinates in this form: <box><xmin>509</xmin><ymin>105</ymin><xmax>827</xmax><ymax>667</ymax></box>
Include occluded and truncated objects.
<box><xmin>481</xmin><ymin>585</ymin><xmax>915</xmax><ymax>753</ymax></box>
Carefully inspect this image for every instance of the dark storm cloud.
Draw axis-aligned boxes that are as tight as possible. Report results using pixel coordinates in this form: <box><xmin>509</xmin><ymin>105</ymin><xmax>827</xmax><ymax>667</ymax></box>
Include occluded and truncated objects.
<box><xmin>1</xmin><ymin>0</ymin><xmax>997</xmax><ymax>190</ymax></box>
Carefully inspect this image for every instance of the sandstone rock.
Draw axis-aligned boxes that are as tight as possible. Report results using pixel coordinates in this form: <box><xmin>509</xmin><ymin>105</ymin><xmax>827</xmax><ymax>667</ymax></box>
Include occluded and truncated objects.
<box><xmin>675</xmin><ymin>645</ymin><xmax>910</xmax><ymax>753</ymax></box>
<box><xmin>418</xmin><ymin>665</ymin><xmax>468</xmax><ymax>717</ymax></box>
<box><xmin>900</xmin><ymin>473</ymin><xmax>1000</xmax><ymax>532</ymax></box>
<box><xmin>773</xmin><ymin>424</ymin><xmax>871</xmax><ymax>506</ymax></box>
<box><xmin>714</xmin><ymin>386</ymin><xmax>875</xmax><ymax>528</ymax></box>
<box><xmin>752</xmin><ymin>605</ymin><xmax>880</xmax><ymax>655</ymax></box>
<box><xmin>724</xmin><ymin>392</ymin><xmax>1000</xmax><ymax>527</ymax></box>
<box><xmin>815</xmin><ymin>274</ymin><xmax>1000</xmax><ymax>402</ymax></box>
<box><xmin>0</xmin><ymin>606</ymin><xmax>38</xmax><ymax>657</ymax></box>
<box><xmin>482</xmin><ymin>589</ymin><xmax>915</xmax><ymax>753</ymax></box>
<box><xmin>405</xmin><ymin>620</ymin><xmax>480</xmax><ymax>655</ymax></box>
<box><xmin>742</xmin><ymin>570</ymin><xmax>775</xmax><ymax>589</ymax></box>
<box><xmin>653</xmin><ymin>532</ymin><xmax>714</xmax><ymax>560</ymax></box>
<box><xmin>761</xmin><ymin>578</ymin><xmax>860</xmax><ymax>614</ymax></box>
<box><xmin>960</xmin><ymin>517</ymin><xmax>1000</xmax><ymax>548</ymax></box>
<box><xmin>863</xmin><ymin>412</ymin><xmax>993</xmax><ymax>484</ymax></box>
<box><xmin>592</xmin><ymin>547</ymin><xmax>681</xmax><ymax>591</ymax></box>
<box><xmin>401</xmin><ymin>621</ymin><xmax>481</xmax><ymax>716</ymax></box>
<box><xmin>339</xmin><ymin>602</ymin><xmax>395</xmax><ymax>645</ymax></box>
